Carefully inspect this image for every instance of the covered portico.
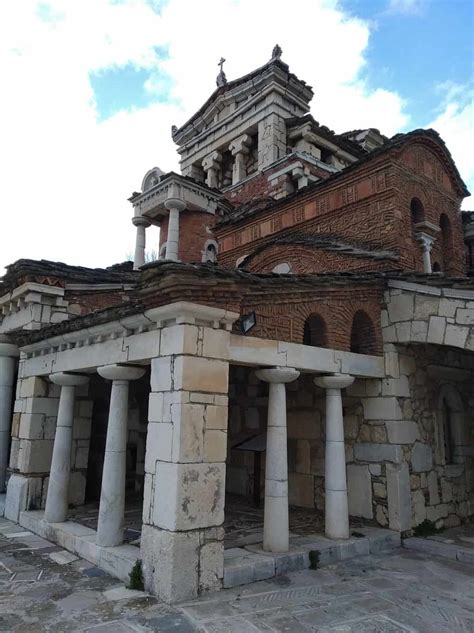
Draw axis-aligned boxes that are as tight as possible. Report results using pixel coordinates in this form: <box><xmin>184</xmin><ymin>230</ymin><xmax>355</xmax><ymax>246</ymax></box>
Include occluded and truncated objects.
<box><xmin>3</xmin><ymin>298</ymin><xmax>389</xmax><ymax>602</ymax></box>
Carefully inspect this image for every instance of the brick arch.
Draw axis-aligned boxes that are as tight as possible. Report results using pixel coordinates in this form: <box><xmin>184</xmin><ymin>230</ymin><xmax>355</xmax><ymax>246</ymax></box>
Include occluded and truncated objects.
<box><xmin>303</xmin><ymin>313</ymin><xmax>328</xmax><ymax>347</ymax></box>
<box><xmin>350</xmin><ymin>310</ymin><xmax>378</xmax><ymax>354</ymax></box>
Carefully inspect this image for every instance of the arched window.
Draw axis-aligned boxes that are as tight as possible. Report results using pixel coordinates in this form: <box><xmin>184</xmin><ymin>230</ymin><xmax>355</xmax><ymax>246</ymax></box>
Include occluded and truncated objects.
<box><xmin>350</xmin><ymin>310</ymin><xmax>376</xmax><ymax>354</ymax></box>
<box><xmin>410</xmin><ymin>198</ymin><xmax>425</xmax><ymax>226</ymax></box>
<box><xmin>432</xmin><ymin>261</ymin><xmax>441</xmax><ymax>272</ymax></box>
<box><xmin>303</xmin><ymin>314</ymin><xmax>328</xmax><ymax>347</ymax></box>
<box><xmin>202</xmin><ymin>240</ymin><xmax>218</xmax><ymax>263</ymax></box>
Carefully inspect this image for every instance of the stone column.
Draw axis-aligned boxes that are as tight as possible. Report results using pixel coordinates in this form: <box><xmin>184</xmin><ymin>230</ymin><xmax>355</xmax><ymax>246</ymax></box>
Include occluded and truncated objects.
<box><xmin>314</xmin><ymin>374</ymin><xmax>354</xmax><ymax>539</ymax></box>
<box><xmin>96</xmin><ymin>364</ymin><xmax>145</xmax><ymax>547</ymax></box>
<box><xmin>202</xmin><ymin>151</ymin><xmax>222</xmax><ymax>189</ymax></box>
<box><xmin>164</xmin><ymin>199</ymin><xmax>185</xmax><ymax>262</ymax></box>
<box><xmin>256</xmin><ymin>367</ymin><xmax>300</xmax><ymax>553</ymax></box>
<box><xmin>0</xmin><ymin>342</ymin><xmax>19</xmax><ymax>492</ymax></box>
<box><xmin>416</xmin><ymin>232</ymin><xmax>436</xmax><ymax>274</ymax></box>
<box><xmin>44</xmin><ymin>373</ymin><xmax>89</xmax><ymax>523</ymax></box>
<box><xmin>229</xmin><ymin>134</ymin><xmax>250</xmax><ymax>185</ymax></box>
<box><xmin>132</xmin><ymin>216</ymin><xmax>150</xmax><ymax>270</ymax></box>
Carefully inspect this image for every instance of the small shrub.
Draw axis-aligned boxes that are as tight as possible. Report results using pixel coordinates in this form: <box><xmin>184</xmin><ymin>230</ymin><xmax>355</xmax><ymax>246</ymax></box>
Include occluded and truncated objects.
<box><xmin>413</xmin><ymin>519</ymin><xmax>442</xmax><ymax>538</ymax></box>
<box><xmin>128</xmin><ymin>559</ymin><xmax>144</xmax><ymax>591</ymax></box>
<box><xmin>308</xmin><ymin>550</ymin><xmax>320</xmax><ymax>570</ymax></box>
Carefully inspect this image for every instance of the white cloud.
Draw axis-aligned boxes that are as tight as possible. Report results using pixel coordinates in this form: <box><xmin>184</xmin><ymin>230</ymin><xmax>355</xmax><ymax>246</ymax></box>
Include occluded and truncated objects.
<box><xmin>428</xmin><ymin>82</ymin><xmax>474</xmax><ymax>209</ymax></box>
<box><xmin>0</xmin><ymin>0</ymin><xmax>468</xmax><ymax>273</ymax></box>
<box><xmin>386</xmin><ymin>0</ymin><xmax>427</xmax><ymax>15</ymax></box>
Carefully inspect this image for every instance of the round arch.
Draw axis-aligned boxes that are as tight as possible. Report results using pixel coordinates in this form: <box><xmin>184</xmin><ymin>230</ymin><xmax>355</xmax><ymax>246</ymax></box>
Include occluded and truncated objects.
<box><xmin>350</xmin><ymin>310</ymin><xmax>377</xmax><ymax>354</ymax></box>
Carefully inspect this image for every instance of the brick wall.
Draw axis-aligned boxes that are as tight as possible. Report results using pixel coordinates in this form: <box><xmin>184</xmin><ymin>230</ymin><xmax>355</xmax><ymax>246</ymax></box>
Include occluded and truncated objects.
<box><xmin>159</xmin><ymin>211</ymin><xmax>219</xmax><ymax>263</ymax></box>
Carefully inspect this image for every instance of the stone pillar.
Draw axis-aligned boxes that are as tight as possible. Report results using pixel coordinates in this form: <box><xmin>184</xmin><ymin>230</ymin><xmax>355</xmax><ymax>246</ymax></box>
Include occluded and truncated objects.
<box><xmin>0</xmin><ymin>342</ymin><xmax>19</xmax><ymax>491</ymax></box>
<box><xmin>140</xmin><ymin>303</ymin><xmax>238</xmax><ymax>603</ymax></box>
<box><xmin>258</xmin><ymin>113</ymin><xmax>287</xmax><ymax>170</ymax></box>
<box><xmin>229</xmin><ymin>134</ymin><xmax>250</xmax><ymax>185</ymax></box>
<box><xmin>44</xmin><ymin>373</ymin><xmax>89</xmax><ymax>523</ymax></box>
<box><xmin>96</xmin><ymin>364</ymin><xmax>145</xmax><ymax>547</ymax></box>
<box><xmin>202</xmin><ymin>151</ymin><xmax>222</xmax><ymax>189</ymax></box>
<box><xmin>314</xmin><ymin>374</ymin><xmax>354</xmax><ymax>539</ymax></box>
<box><xmin>164</xmin><ymin>199</ymin><xmax>185</xmax><ymax>262</ymax></box>
<box><xmin>132</xmin><ymin>216</ymin><xmax>150</xmax><ymax>270</ymax></box>
<box><xmin>416</xmin><ymin>232</ymin><xmax>436</xmax><ymax>274</ymax></box>
<box><xmin>256</xmin><ymin>367</ymin><xmax>299</xmax><ymax>553</ymax></box>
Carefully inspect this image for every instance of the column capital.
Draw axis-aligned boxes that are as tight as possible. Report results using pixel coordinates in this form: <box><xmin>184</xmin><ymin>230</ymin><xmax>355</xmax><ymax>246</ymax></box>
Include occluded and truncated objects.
<box><xmin>132</xmin><ymin>216</ymin><xmax>151</xmax><ymax>228</ymax></box>
<box><xmin>314</xmin><ymin>373</ymin><xmax>354</xmax><ymax>390</ymax></box>
<box><xmin>229</xmin><ymin>133</ymin><xmax>251</xmax><ymax>156</ymax></box>
<box><xmin>98</xmin><ymin>363</ymin><xmax>145</xmax><ymax>382</ymax></box>
<box><xmin>202</xmin><ymin>151</ymin><xmax>222</xmax><ymax>171</ymax></box>
<box><xmin>255</xmin><ymin>367</ymin><xmax>299</xmax><ymax>384</ymax></box>
<box><xmin>0</xmin><ymin>343</ymin><xmax>19</xmax><ymax>358</ymax></box>
<box><xmin>164</xmin><ymin>198</ymin><xmax>186</xmax><ymax>212</ymax></box>
<box><xmin>49</xmin><ymin>372</ymin><xmax>89</xmax><ymax>387</ymax></box>
<box><xmin>416</xmin><ymin>231</ymin><xmax>436</xmax><ymax>253</ymax></box>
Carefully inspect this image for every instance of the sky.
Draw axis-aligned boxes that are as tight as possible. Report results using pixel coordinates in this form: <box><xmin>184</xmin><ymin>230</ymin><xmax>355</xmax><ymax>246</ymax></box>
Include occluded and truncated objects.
<box><xmin>0</xmin><ymin>0</ymin><xmax>473</xmax><ymax>273</ymax></box>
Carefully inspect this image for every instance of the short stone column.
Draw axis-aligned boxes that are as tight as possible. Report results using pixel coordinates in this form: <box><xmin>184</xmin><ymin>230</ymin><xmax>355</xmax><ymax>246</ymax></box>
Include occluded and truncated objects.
<box><xmin>416</xmin><ymin>232</ymin><xmax>436</xmax><ymax>273</ymax></box>
<box><xmin>0</xmin><ymin>342</ymin><xmax>19</xmax><ymax>491</ymax></box>
<box><xmin>202</xmin><ymin>151</ymin><xmax>222</xmax><ymax>189</ymax></box>
<box><xmin>132</xmin><ymin>216</ymin><xmax>151</xmax><ymax>270</ymax></box>
<box><xmin>164</xmin><ymin>199</ymin><xmax>185</xmax><ymax>261</ymax></box>
<box><xmin>256</xmin><ymin>367</ymin><xmax>300</xmax><ymax>553</ymax></box>
<box><xmin>96</xmin><ymin>364</ymin><xmax>145</xmax><ymax>547</ymax></box>
<box><xmin>229</xmin><ymin>134</ymin><xmax>250</xmax><ymax>185</ymax></box>
<box><xmin>314</xmin><ymin>374</ymin><xmax>354</xmax><ymax>539</ymax></box>
<box><xmin>44</xmin><ymin>373</ymin><xmax>89</xmax><ymax>523</ymax></box>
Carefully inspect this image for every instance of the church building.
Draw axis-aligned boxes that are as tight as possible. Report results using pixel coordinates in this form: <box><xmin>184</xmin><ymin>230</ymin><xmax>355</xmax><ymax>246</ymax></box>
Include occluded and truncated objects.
<box><xmin>0</xmin><ymin>47</ymin><xmax>473</xmax><ymax>603</ymax></box>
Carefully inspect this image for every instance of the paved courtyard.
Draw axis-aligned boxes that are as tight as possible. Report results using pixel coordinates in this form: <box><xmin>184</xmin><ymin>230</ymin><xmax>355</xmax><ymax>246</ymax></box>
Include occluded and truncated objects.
<box><xmin>0</xmin><ymin>517</ymin><xmax>473</xmax><ymax>632</ymax></box>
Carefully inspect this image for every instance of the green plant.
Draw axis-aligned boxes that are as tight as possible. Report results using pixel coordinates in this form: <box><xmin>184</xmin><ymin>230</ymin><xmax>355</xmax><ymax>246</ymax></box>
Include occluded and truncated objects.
<box><xmin>413</xmin><ymin>519</ymin><xmax>442</xmax><ymax>537</ymax></box>
<box><xmin>308</xmin><ymin>550</ymin><xmax>320</xmax><ymax>570</ymax></box>
<box><xmin>128</xmin><ymin>559</ymin><xmax>144</xmax><ymax>591</ymax></box>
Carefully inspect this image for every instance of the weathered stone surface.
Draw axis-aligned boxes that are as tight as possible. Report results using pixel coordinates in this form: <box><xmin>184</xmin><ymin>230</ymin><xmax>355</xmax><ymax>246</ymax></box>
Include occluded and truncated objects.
<box><xmin>427</xmin><ymin>471</ymin><xmax>440</xmax><ymax>505</ymax></box>
<box><xmin>385</xmin><ymin>420</ymin><xmax>419</xmax><ymax>444</ymax></box>
<box><xmin>387</xmin><ymin>294</ymin><xmax>414</xmax><ymax>322</ymax></box>
<box><xmin>444</xmin><ymin>324</ymin><xmax>469</xmax><ymax>348</ymax></box>
<box><xmin>427</xmin><ymin>316</ymin><xmax>446</xmax><ymax>344</ymax></box>
<box><xmin>411</xmin><ymin>442</ymin><xmax>433</xmax><ymax>472</ymax></box>
<box><xmin>386</xmin><ymin>462</ymin><xmax>411</xmax><ymax>531</ymax></box>
<box><xmin>289</xmin><ymin>472</ymin><xmax>314</xmax><ymax>508</ymax></box>
<box><xmin>362</xmin><ymin>397</ymin><xmax>402</xmax><ymax>420</ymax></box>
<box><xmin>354</xmin><ymin>443</ymin><xmax>402</xmax><ymax>463</ymax></box>
<box><xmin>347</xmin><ymin>464</ymin><xmax>373</xmax><ymax>519</ymax></box>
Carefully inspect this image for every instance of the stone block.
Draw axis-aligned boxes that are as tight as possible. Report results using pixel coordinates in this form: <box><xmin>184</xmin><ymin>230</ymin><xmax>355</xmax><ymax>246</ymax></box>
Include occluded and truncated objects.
<box><xmin>289</xmin><ymin>472</ymin><xmax>314</xmax><ymax>508</ymax></box>
<box><xmin>439</xmin><ymin>298</ymin><xmax>463</xmax><ymax>318</ymax></box>
<box><xmin>9</xmin><ymin>438</ymin><xmax>20</xmax><ymax>469</ymax></box>
<box><xmin>150</xmin><ymin>357</ymin><xmax>173</xmax><ymax>392</ymax></box>
<box><xmin>386</xmin><ymin>420</ymin><xmax>419</xmax><ymax>444</ymax></box>
<box><xmin>205</xmin><ymin>405</ymin><xmax>227</xmax><ymax>430</ymax></box>
<box><xmin>199</xmin><ymin>540</ymin><xmax>224</xmax><ymax>593</ymax></box>
<box><xmin>412</xmin><ymin>489</ymin><xmax>426</xmax><ymax>524</ymax></box>
<box><xmin>19</xmin><ymin>377</ymin><xmax>48</xmax><ymax>399</ymax></box>
<box><xmin>203</xmin><ymin>430</ymin><xmax>227</xmax><ymax>463</ymax></box>
<box><xmin>381</xmin><ymin>376</ymin><xmax>410</xmax><ymax>397</ymax></box>
<box><xmin>456</xmin><ymin>308</ymin><xmax>474</xmax><ymax>325</ymax></box>
<box><xmin>411</xmin><ymin>442</ymin><xmax>433</xmax><ymax>472</ymax></box>
<box><xmin>68</xmin><ymin>471</ymin><xmax>86</xmax><ymax>506</ymax></box>
<box><xmin>387</xmin><ymin>294</ymin><xmax>414</xmax><ymax>322</ymax></box>
<box><xmin>5</xmin><ymin>474</ymin><xmax>28</xmax><ymax>521</ymax></box>
<box><xmin>369</xmin><ymin>464</ymin><xmax>382</xmax><ymax>476</ymax></box>
<box><xmin>223</xmin><ymin>554</ymin><xmax>275</xmax><ymax>588</ymax></box>
<box><xmin>403</xmin><ymin>537</ymin><xmax>458</xmax><ymax>560</ymax></box>
<box><xmin>148</xmin><ymin>392</ymin><xmax>164</xmax><ymax>422</ymax></box>
<box><xmin>414</xmin><ymin>295</ymin><xmax>439</xmax><ymax>319</ymax></box>
<box><xmin>384</xmin><ymin>351</ymin><xmax>400</xmax><ymax>378</ymax></box>
<box><xmin>153</xmin><ymin>462</ymin><xmax>225</xmax><ymax>531</ymax></box>
<box><xmin>386</xmin><ymin>462</ymin><xmax>411</xmax><ymax>531</ymax></box>
<box><xmin>457</xmin><ymin>549</ymin><xmax>474</xmax><ymax>564</ymax></box>
<box><xmin>25</xmin><ymin>397</ymin><xmax>59</xmax><ymax>417</ymax></box>
<box><xmin>160</xmin><ymin>324</ymin><xmax>199</xmax><ymax>357</ymax></box>
<box><xmin>141</xmin><ymin>525</ymin><xmax>200</xmax><ymax>602</ymax></box>
<box><xmin>173</xmin><ymin>356</ymin><xmax>229</xmax><ymax>394</ymax></box>
<box><xmin>347</xmin><ymin>464</ymin><xmax>373</xmax><ymax>519</ymax></box>
<box><xmin>411</xmin><ymin>321</ymin><xmax>428</xmax><ymax>343</ymax></box>
<box><xmin>395</xmin><ymin>322</ymin><xmax>411</xmax><ymax>342</ymax></box>
<box><xmin>362</xmin><ymin>397</ymin><xmax>402</xmax><ymax>421</ymax></box>
<box><xmin>354</xmin><ymin>443</ymin><xmax>402</xmax><ymax>463</ymax></box>
<box><xmin>427</xmin><ymin>316</ymin><xmax>446</xmax><ymax>345</ymax></box>
<box><xmin>145</xmin><ymin>422</ymin><xmax>172</xmax><ymax>471</ymax></box>
<box><xmin>72</xmin><ymin>417</ymin><xmax>91</xmax><ymax>440</ymax></box>
<box><xmin>287</xmin><ymin>409</ymin><xmax>321</xmax><ymax>439</ymax></box>
<box><xmin>444</xmin><ymin>324</ymin><xmax>469</xmax><ymax>348</ymax></box>
<box><xmin>170</xmin><ymin>402</ymin><xmax>205</xmax><ymax>463</ymax></box>
<box><xmin>202</xmin><ymin>328</ymin><xmax>230</xmax><ymax>360</ymax></box>
<box><xmin>18</xmin><ymin>439</ymin><xmax>53</xmax><ymax>473</ymax></box>
<box><xmin>336</xmin><ymin>537</ymin><xmax>370</xmax><ymax>559</ymax></box>
<box><xmin>18</xmin><ymin>414</ymin><xmax>45</xmax><ymax>440</ymax></box>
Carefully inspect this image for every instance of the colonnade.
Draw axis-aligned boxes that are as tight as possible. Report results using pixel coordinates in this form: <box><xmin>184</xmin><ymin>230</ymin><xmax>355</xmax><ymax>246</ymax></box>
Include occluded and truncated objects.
<box><xmin>44</xmin><ymin>364</ymin><xmax>145</xmax><ymax>547</ymax></box>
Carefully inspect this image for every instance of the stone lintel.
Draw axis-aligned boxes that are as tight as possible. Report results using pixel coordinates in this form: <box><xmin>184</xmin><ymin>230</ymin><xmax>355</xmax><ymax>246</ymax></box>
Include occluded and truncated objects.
<box><xmin>145</xmin><ymin>302</ymin><xmax>239</xmax><ymax>331</ymax></box>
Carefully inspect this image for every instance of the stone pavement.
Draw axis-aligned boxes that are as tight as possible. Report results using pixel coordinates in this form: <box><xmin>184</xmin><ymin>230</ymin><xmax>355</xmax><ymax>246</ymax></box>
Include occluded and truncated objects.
<box><xmin>0</xmin><ymin>516</ymin><xmax>473</xmax><ymax>632</ymax></box>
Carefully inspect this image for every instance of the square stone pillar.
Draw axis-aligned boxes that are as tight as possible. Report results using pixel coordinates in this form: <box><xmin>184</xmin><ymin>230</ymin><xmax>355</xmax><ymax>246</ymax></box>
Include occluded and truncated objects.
<box><xmin>140</xmin><ymin>303</ymin><xmax>238</xmax><ymax>604</ymax></box>
<box><xmin>258</xmin><ymin>113</ymin><xmax>287</xmax><ymax>170</ymax></box>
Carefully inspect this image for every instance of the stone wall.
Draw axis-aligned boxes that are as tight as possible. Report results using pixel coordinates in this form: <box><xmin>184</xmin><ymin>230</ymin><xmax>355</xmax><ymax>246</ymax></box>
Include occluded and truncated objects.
<box><xmin>5</xmin><ymin>374</ymin><xmax>93</xmax><ymax>522</ymax></box>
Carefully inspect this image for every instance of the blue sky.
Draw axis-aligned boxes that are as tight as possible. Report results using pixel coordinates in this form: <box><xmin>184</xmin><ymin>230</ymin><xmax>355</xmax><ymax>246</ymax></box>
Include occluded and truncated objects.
<box><xmin>0</xmin><ymin>0</ymin><xmax>473</xmax><ymax>271</ymax></box>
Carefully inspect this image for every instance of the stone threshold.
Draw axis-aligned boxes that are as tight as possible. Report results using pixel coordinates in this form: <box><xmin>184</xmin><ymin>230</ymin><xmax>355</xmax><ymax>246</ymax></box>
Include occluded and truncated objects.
<box><xmin>18</xmin><ymin>510</ymin><xmax>139</xmax><ymax>582</ymax></box>
<box><xmin>223</xmin><ymin>527</ymin><xmax>400</xmax><ymax>588</ymax></box>
<box><xmin>403</xmin><ymin>536</ymin><xmax>474</xmax><ymax>564</ymax></box>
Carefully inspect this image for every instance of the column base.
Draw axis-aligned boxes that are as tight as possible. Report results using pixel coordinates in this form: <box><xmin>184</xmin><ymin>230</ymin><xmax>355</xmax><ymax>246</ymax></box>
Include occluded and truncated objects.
<box><xmin>325</xmin><ymin>489</ymin><xmax>350</xmax><ymax>539</ymax></box>
<box><xmin>5</xmin><ymin>474</ymin><xmax>44</xmax><ymax>523</ymax></box>
<box><xmin>140</xmin><ymin>524</ymin><xmax>224</xmax><ymax>603</ymax></box>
